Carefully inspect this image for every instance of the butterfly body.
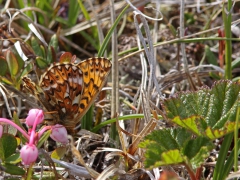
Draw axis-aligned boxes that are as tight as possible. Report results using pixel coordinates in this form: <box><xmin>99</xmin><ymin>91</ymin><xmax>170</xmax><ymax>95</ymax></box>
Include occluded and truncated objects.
<box><xmin>23</xmin><ymin>57</ymin><xmax>111</xmax><ymax>132</ymax></box>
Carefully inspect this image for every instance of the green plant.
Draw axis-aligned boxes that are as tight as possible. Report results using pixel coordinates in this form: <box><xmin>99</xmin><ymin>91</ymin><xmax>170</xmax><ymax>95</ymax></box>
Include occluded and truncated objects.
<box><xmin>139</xmin><ymin>80</ymin><xmax>240</xmax><ymax>179</ymax></box>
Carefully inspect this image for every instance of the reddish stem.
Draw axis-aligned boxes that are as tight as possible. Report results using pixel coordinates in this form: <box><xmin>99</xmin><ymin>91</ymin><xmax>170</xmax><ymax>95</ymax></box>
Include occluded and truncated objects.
<box><xmin>184</xmin><ymin>162</ymin><xmax>197</xmax><ymax>180</ymax></box>
<box><xmin>195</xmin><ymin>166</ymin><xmax>203</xmax><ymax>180</ymax></box>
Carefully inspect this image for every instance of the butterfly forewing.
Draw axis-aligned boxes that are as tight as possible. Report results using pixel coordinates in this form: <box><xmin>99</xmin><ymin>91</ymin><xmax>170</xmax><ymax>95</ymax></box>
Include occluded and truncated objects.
<box><xmin>77</xmin><ymin>57</ymin><xmax>112</xmax><ymax>120</ymax></box>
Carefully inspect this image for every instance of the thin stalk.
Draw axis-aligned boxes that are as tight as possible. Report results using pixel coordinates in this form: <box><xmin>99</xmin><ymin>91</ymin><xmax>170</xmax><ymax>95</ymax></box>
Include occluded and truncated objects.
<box><xmin>184</xmin><ymin>162</ymin><xmax>196</xmax><ymax>180</ymax></box>
<box><xmin>234</xmin><ymin>107</ymin><xmax>240</xmax><ymax>172</ymax></box>
<box><xmin>26</xmin><ymin>164</ymin><xmax>33</xmax><ymax>180</ymax></box>
<box><xmin>179</xmin><ymin>0</ymin><xmax>196</xmax><ymax>90</ymax></box>
<box><xmin>91</xmin><ymin>114</ymin><xmax>162</xmax><ymax>133</ymax></box>
<box><xmin>213</xmin><ymin>131</ymin><xmax>233</xmax><ymax>180</ymax></box>
<box><xmin>98</xmin><ymin>5</ymin><xmax>129</xmax><ymax>57</ymax></box>
<box><xmin>110</xmin><ymin>0</ymin><xmax>119</xmax><ymax>142</ymax></box>
<box><xmin>118</xmin><ymin>37</ymin><xmax>240</xmax><ymax>62</ymax></box>
<box><xmin>224</xmin><ymin>0</ymin><xmax>233</xmax><ymax>79</ymax></box>
<box><xmin>213</xmin><ymin>1</ymin><xmax>234</xmax><ymax>179</ymax></box>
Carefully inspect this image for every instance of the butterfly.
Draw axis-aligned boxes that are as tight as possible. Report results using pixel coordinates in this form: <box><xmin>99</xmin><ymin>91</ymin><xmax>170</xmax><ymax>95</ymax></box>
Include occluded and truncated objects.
<box><xmin>22</xmin><ymin>57</ymin><xmax>111</xmax><ymax>132</ymax></box>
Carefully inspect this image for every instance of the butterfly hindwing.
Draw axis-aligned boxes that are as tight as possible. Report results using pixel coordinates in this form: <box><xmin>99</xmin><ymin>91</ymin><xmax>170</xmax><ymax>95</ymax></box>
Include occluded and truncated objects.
<box><xmin>40</xmin><ymin>63</ymin><xmax>84</xmax><ymax>121</ymax></box>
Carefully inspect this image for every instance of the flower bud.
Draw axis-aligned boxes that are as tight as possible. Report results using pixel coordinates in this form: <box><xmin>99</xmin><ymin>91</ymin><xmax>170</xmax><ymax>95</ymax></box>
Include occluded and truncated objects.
<box><xmin>26</xmin><ymin>109</ymin><xmax>44</xmax><ymax>126</ymax></box>
<box><xmin>20</xmin><ymin>144</ymin><xmax>38</xmax><ymax>165</ymax></box>
<box><xmin>50</xmin><ymin>124</ymin><xmax>68</xmax><ymax>144</ymax></box>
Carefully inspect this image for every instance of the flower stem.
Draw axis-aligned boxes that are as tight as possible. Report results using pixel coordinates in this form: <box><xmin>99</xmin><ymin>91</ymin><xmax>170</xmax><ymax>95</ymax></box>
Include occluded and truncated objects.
<box><xmin>0</xmin><ymin>118</ymin><xmax>29</xmax><ymax>139</ymax></box>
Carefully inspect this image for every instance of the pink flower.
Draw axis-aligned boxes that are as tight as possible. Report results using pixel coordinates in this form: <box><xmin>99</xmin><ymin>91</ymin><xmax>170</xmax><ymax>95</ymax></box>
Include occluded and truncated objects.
<box><xmin>50</xmin><ymin>124</ymin><xmax>68</xmax><ymax>144</ymax></box>
<box><xmin>26</xmin><ymin>109</ymin><xmax>44</xmax><ymax>126</ymax></box>
<box><xmin>20</xmin><ymin>144</ymin><xmax>38</xmax><ymax>165</ymax></box>
<box><xmin>0</xmin><ymin>125</ymin><xmax>3</xmax><ymax>138</ymax></box>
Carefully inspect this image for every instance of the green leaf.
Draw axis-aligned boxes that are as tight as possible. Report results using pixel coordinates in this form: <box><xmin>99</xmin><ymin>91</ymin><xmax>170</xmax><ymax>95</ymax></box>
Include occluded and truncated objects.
<box><xmin>6</xmin><ymin>50</ymin><xmax>19</xmax><ymax>76</ymax></box>
<box><xmin>68</xmin><ymin>0</ymin><xmax>80</xmax><ymax>26</ymax></box>
<box><xmin>231</xmin><ymin>57</ymin><xmax>240</xmax><ymax>69</ymax></box>
<box><xmin>31</xmin><ymin>36</ymin><xmax>44</xmax><ymax>57</ymax></box>
<box><xmin>10</xmin><ymin>47</ymin><xmax>25</xmax><ymax>72</ymax></box>
<box><xmin>0</xmin><ymin>56</ymin><xmax>8</xmax><ymax>76</ymax></box>
<box><xmin>32</xmin><ymin>172</ymin><xmax>56</xmax><ymax>180</ymax></box>
<box><xmin>189</xmin><ymin>145</ymin><xmax>211</xmax><ymax>169</ymax></box>
<box><xmin>183</xmin><ymin>137</ymin><xmax>213</xmax><ymax>169</ymax></box>
<box><xmin>51</xmin><ymin>147</ymin><xmax>67</xmax><ymax>160</ymax></box>
<box><xmin>80</xmin><ymin>31</ymin><xmax>99</xmax><ymax>50</ymax></box>
<box><xmin>46</xmin><ymin>34</ymin><xmax>58</xmax><ymax>64</ymax></box>
<box><xmin>78</xmin><ymin>0</ymin><xmax>90</xmax><ymax>20</ymax></box>
<box><xmin>49</xmin><ymin>34</ymin><xmax>58</xmax><ymax>52</ymax></box>
<box><xmin>19</xmin><ymin>63</ymin><xmax>34</xmax><ymax>79</ymax></box>
<box><xmin>205</xmin><ymin>45</ymin><xmax>218</xmax><ymax>66</ymax></box>
<box><xmin>5</xmin><ymin>153</ymin><xmax>21</xmax><ymax>164</ymax></box>
<box><xmin>168</xmin><ymin>23</ymin><xmax>177</xmax><ymax>37</ymax></box>
<box><xmin>98</xmin><ymin>4</ymin><xmax>129</xmax><ymax>57</ymax></box>
<box><xmin>78</xmin><ymin>0</ymin><xmax>98</xmax><ymax>41</ymax></box>
<box><xmin>162</xmin><ymin>80</ymin><xmax>240</xmax><ymax>139</ymax></box>
<box><xmin>12</xmin><ymin>112</ymin><xmax>27</xmax><ymax>144</ymax></box>
<box><xmin>209</xmin><ymin>72</ymin><xmax>221</xmax><ymax>80</ymax></box>
<box><xmin>35</xmin><ymin>1</ymin><xmax>53</xmax><ymax>26</ymax></box>
<box><xmin>160</xmin><ymin>149</ymin><xmax>185</xmax><ymax>165</ymax></box>
<box><xmin>184</xmin><ymin>12</ymin><xmax>195</xmax><ymax>25</ymax></box>
<box><xmin>55</xmin><ymin>17</ymin><xmax>70</xmax><ymax>26</ymax></box>
<box><xmin>37</xmin><ymin>128</ymin><xmax>51</xmax><ymax>148</ymax></box>
<box><xmin>139</xmin><ymin>128</ymin><xmax>213</xmax><ymax>169</ymax></box>
<box><xmin>0</xmin><ymin>76</ymin><xmax>13</xmax><ymax>85</ymax></box>
<box><xmin>2</xmin><ymin>163</ymin><xmax>25</xmax><ymax>175</ymax></box>
<box><xmin>0</xmin><ymin>134</ymin><xmax>17</xmax><ymax>161</ymax></box>
<box><xmin>59</xmin><ymin>52</ymin><xmax>72</xmax><ymax>63</ymax></box>
<box><xmin>36</xmin><ymin>56</ymin><xmax>49</xmax><ymax>68</ymax></box>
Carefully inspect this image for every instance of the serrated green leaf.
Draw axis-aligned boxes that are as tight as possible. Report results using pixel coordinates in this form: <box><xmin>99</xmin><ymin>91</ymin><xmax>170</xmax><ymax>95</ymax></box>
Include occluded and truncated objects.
<box><xmin>161</xmin><ymin>149</ymin><xmax>185</xmax><ymax>165</ymax></box>
<box><xmin>139</xmin><ymin>128</ymin><xmax>213</xmax><ymax>169</ymax></box>
<box><xmin>172</xmin><ymin>116</ymin><xmax>205</xmax><ymax>136</ymax></box>
<box><xmin>2</xmin><ymin>163</ymin><xmax>25</xmax><ymax>175</ymax></box>
<box><xmin>140</xmin><ymin>128</ymin><xmax>191</xmax><ymax>151</ymax></box>
<box><xmin>163</xmin><ymin>80</ymin><xmax>240</xmax><ymax>139</ymax></box>
<box><xmin>205</xmin><ymin>121</ymin><xmax>235</xmax><ymax>139</ymax></box>
<box><xmin>51</xmin><ymin>147</ymin><xmax>67</xmax><ymax>160</ymax></box>
<box><xmin>183</xmin><ymin>137</ymin><xmax>213</xmax><ymax>160</ymax></box>
<box><xmin>189</xmin><ymin>146</ymin><xmax>211</xmax><ymax>169</ymax></box>
<box><xmin>0</xmin><ymin>134</ymin><xmax>17</xmax><ymax>161</ymax></box>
